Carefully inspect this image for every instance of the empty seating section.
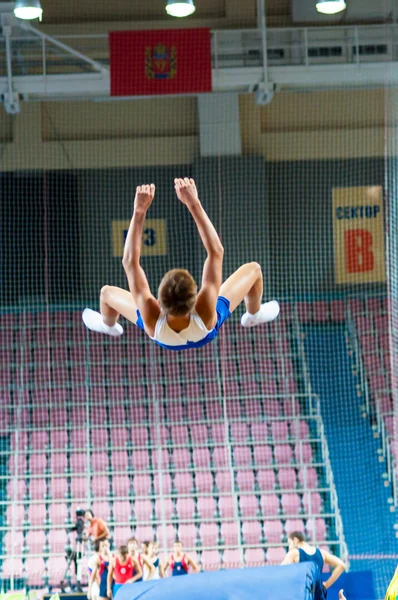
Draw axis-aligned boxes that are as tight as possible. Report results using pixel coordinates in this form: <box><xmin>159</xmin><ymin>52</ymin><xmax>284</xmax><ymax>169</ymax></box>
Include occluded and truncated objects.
<box><xmin>0</xmin><ymin>305</ymin><xmax>337</xmax><ymax>587</ymax></box>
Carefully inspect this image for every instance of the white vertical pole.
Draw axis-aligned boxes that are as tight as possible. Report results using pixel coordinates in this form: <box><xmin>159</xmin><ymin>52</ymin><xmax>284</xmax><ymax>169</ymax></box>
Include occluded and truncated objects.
<box><xmin>257</xmin><ymin>0</ymin><xmax>269</xmax><ymax>91</ymax></box>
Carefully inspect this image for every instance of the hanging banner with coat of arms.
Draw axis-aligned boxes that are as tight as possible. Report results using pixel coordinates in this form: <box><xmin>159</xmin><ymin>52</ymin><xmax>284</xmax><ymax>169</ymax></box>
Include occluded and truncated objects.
<box><xmin>109</xmin><ymin>28</ymin><xmax>212</xmax><ymax>96</ymax></box>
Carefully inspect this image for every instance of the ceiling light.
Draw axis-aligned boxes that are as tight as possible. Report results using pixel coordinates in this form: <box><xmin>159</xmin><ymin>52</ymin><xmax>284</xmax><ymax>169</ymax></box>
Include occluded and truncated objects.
<box><xmin>166</xmin><ymin>0</ymin><xmax>196</xmax><ymax>18</ymax></box>
<box><xmin>316</xmin><ymin>0</ymin><xmax>346</xmax><ymax>15</ymax></box>
<box><xmin>14</xmin><ymin>0</ymin><xmax>43</xmax><ymax>20</ymax></box>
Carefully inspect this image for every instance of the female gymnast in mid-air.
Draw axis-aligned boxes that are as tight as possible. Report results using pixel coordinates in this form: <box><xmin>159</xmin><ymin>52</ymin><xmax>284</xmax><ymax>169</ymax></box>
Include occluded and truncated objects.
<box><xmin>83</xmin><ymin>178</ymin><xmax>280</xmax><ymax>350</ymax></box>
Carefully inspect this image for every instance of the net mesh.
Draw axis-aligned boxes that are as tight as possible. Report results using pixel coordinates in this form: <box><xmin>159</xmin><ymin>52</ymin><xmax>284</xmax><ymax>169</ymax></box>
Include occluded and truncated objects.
<box><xmin>0</xmin><ymin>15</ymin><xmax>397</xmax><ymax>600</ymax></box>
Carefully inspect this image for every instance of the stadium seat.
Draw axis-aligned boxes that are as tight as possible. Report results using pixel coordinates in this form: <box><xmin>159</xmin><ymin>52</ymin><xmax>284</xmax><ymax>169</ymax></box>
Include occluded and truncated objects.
<box><xmin>50</xmin><ymin>429</ymin><xmax>69</xmax><ymax>450</ymax></box>
<box><xmin>233</xmin><ymin>446</ymin><xmax>252</xmax><ymax>466</ymax></box>
<box><xmin>251</xmin><ymin>422</ymin><xmax>269</xmax><ymax>443</ymax></box>
<box><xmin>4</xmin><ymin>531</ymin><xmax>24</xmax><ymax>554</ymax></box>
<box><xmin>176</xmin><ymin>497</ymin><xmax>196</xmax><ymax>520</ymax></box>
<box><xmin>28</xmin><ymin>503</ymin><xmax>47</xmax><ymax>526</ymax></box>
<box><xmin>170</xmin><ymin>425</ymin><xmax>189</xmax><ymax>445</ymax></box>
<box><xmin>274</xmin><ymin>444</ymin><xmax>293</xmax><ymax>464</ymax></box>
<box><xmin>71</xmin><ymin>476</ymin><xmax>87</xmax><ymax>498</ymax></box>
<box><xmin>50</xmin><ymin>452</ymin><xmax>68</xmax><ymax>475</ymax></box>
<box><xmin>263</xmin><ymin>519</ymin><xmax>283</xmax><ymax>543</ymax></box>
<box><xmin>174</xmin><ymin>471</ymin><xmax>194</xmax><ymax>494</ymax></box>
<box><xmin>210</xmin><ymin>424</ymin><xmax>227</xmax><ymax>443</ymax></box>
<box><xmin>173</xmin><ymin>448</ymin><xmax>192</xmax><ymax>468</ymax></box>
<box><xmin>285</xmin><ymin>518</ymin><xmax>305</xmax><ymax>536</ymax></box>
<box><xmin>239</xmin><ymin>494</ymin><xmax>259</xmax><ymax>517</ymax></box>
<box><xmin>2</xmin><ymin>557</ymin><xmax>24</xmax><ymax>580</ymax></box>
<box><xmin>47</xmin><ymin>555</ymin><xmax>68</xmax><ymax>587</ymax></box>
<box><xmin>242</xmin><ymin>520</ymin><xmax>262</xmax><ymax>544</ymax></box>
<box><xmin>8</xmin><ymin>453</ymin><xmax>27</xmax><ymax>475</ymax></box>
<box><xmin>243</xmin><ymin>396</ymin><xmax>263</xmax><ymax>418</ymax></box>
<box><xmin>213</xmin><ymin>446</ymin><xmax>229</xmax><ymax>468</ymax></box>
<box><xmin>206</xmin><ymin>401</ymin><xmax>223</xmax><ymax>421</ymax></box>
<box><xmin>257</xmin><ymin>469</ymin><xmax>276</xmax><ymax>491</ymax></box>
<box><xmin>230</xmin><ymin>423</ymin><xmax>249</xmax><ymax>443</ymax></box>
<box><xmin>253</xmin><ymin>445</ymin><xmax>273</xmax><ymax>466</ymax></box>
<box><xmin>131</xmin><ymin>449</ymin><xmax>150</xmax><ymax>470</ymax></box>
<box><xmin>133</xmin><ymin>499</ymin><xmax>151</xmax><ymax>521</ymax></box>
<box><xmin>294</xmin><ymin>443</ymin><xmax>313</xmax><ymax>464</ymax></box>
<box><xmin>69</xmin><ymin>452</ymin><xmax>86</xmax><ymax>474</ymax></box>
<box><xmin>236</xmin><ymin>469</ymin><xmax>255</xmax><ymax>492</ymax></box>
<box><xmin>131</xmin><ymin>426</ymin><xmax>149</xmax><ymax>446</ymax></box>
<box><xmin>266</xmin><ymin>547</ymin><xmax>287</xmax><ymax>564</ymax></box>
<box><xmin>271</xmin><ymin>421</ymin><xmax>289</xmax><ymax>442</ymax></box>
<box><xmin>113</xmin><ymin>526</ymin><xmax>133</xmax><ymax>546</ymax></box>
<box><xmin>30</xmin><ymin>431</ymin><xmax>49</xmax><ymax>450</ymax></box>
<box><xmin>195</xmin><ymin>471</ymin><xmax>214</xmax><ymax>494</ymax></box>
<box><xmin>289</xmin><ymin>420</ymin><xmax>310</xmax><ymax>440</ymax></box>
<box><xmin>223</xmin><ymin>549</ymin><xmax>242</xmax><ymax>568</ymax></box>
<box><xmin>282</xmin><ymin>397</ymin><xmax>301</xmax><ymax>417</ymax></box>
<box><xmin>7</xmin><ymin>479</ymin><xmax>26</xmax><ymax>501</ymax></box>
<box><xmin>260</xmin><ymin>494</ymin><xmax>280</xmax><ymax>516</ymax></box>
<box><xmin>281</xmin><ymin>493</ymin><xmax>302</xmax><ymax>515</ymax></box>
<box><xmin>91</xmin><ymin>451</ymin><xmax>109</xmax><ymax>472</ymax></box>
<box><xmin>218</xmin><ymin>496</ymin><xmax>235</xmax><ymax>518</ymax></box>
<box><xmin>49</xmin><ymin>502</ymin><xmax>68</xmax><ymax>525</ymax></box>
<box><xmin>167</xmin><ymin>401</ymin><xmax>185</xmax><ymax>422</ymax></box>
<box><xmin>48</xmin><ymin>529</ymin><xmax>68</xmax><ymax>553</ymax></box>
<box><xmin>25</xmin><ymin>557</ymin><xmax>46</xmax><ymax>586</ymax></box>
<box><xmin>313</xmin><ymin>301</ymin><xmax>329</xmax><ymax>322</ymax></box>
<box><xmin>111</xmin><ymin>427</ymin><xmax>129</xmax><ymax>448</ymax></box>
<box><xmin>197</xmin><ymin>496</ymin><xmax>216</xmax><ymax>519</ymax></box>
<box><xmin>330</xmin><ymin>300</ymin><xmax>345</xmax><ymax>322</ymax></box>
<box><xmin>111</xmin><ymin>450</ymin><xmax>129</xmax><ymax>472</ymax></box>
<box><xmin>220</xmin><ymin>521</ymin><xmax>239</xmax><ymax>545</ymax></box>
<box><xmin>26</xmin><ymin>529</ymin><xmax>47</xmax><ymax>553</ymax></box>
<box><xmin>160</xmin><ymin>524</ymin><xmax>177</xmax><ymax>547</ymax></box>
<box><xmin>154</xmin><ymin>498</ymin><xmax>174</xmax><ymax>520</ymax></box>
<box><xmin>29</xmin><ymin>452</ymin><xmax>48</xmax><ymax>474</ymax></box>
<box><xmin>215</xmin><ymin>471</ymin><xmax>232</xmax><ymax>493</ymax></box>
<box><xmin>306</xmin><ymin>518</ymin><xmax>327</xmax><ymax>541</ymax></box>
<box><xmin>245</xmin><ymin>548</ymin><xmax>265</xmax><ymax>564</ymax></box>
<box><xmin>278</xmin><ymin>468</ymin><xmax>297</xmax><ymax>490</ymax></box>
<box><xmin>190</xmin><ymin>424</ymin><xmax>208</xmax><ymax>445</ymax></box>
<box><xmin>91</xmin><ymin>475</ymin><xmax>110</xmax><ymax>497</ymax></box>
<box><xmin>92</xmin><ymin>501</ymin><xmax>111</xmax><ymax>521</ymax></box>
<box><xmin>153</xmin><ymin>473</ymin><xmax>172</xmax><ymax>495</ymax></box>
<box><xmin>70</xmin><ymin>429</ymin><xmax>87</xmax><ymax>449</ymax></box>
<box><xmin>299</xmin><ymin>467</ymin><xmax>318</xmax><ymax>489</ymax></box>
<box><xmin>49</xmin><ymin>477</ymin><xmax>67</xmax><ymax>500</ymax></box>
<box><xmin>199</xmin><ymin>523</ymin><xmax>218</xmax><ymax>546</ymax></box>
<box><xmin>186</xmin><ymin>401</ymin><xmax>205</xmax><ymax>422</ymax></box>
<box><xmin>6</xmin><ymin>503</ymin><xmax>25</xmax><ymax>526</ymax></box>
<box><xmin>200</xmin><ymin>550</ymin><xmax>220</xmax><ymax>570</ymax></box>
<box><xmin>113</xmin><ymin>474</ymin><xmax>132</xmax><ymax>496</ymax></box>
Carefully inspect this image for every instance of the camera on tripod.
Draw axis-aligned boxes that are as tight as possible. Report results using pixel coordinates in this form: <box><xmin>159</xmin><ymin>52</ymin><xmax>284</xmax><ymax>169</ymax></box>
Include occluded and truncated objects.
<box><xmin>69</xmin><ymin>508</ymin><xmax>86</xmax><ymax>542</ymax></box>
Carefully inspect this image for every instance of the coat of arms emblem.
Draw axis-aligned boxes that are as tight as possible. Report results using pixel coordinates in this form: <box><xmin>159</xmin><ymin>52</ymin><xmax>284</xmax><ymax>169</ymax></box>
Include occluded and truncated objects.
<box><xmin>145</xmin><ymin>44</ymin><xmax>177</xmax><ymax>80</ymax></box>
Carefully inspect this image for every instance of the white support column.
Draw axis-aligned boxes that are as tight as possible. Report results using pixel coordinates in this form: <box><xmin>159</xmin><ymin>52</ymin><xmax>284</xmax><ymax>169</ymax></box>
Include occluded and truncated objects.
<box><xmin>198</xmin><ymin>93</ymin><xmax>242</xmax><ymax>157</ymax></box>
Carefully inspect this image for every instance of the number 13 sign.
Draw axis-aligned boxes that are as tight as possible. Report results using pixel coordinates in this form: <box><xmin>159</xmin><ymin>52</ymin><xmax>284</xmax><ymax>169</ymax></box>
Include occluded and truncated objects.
<box><xmin>112</xmin><ymin>219</ymin><xmax>167</xmax><ymax>257</ymax></box>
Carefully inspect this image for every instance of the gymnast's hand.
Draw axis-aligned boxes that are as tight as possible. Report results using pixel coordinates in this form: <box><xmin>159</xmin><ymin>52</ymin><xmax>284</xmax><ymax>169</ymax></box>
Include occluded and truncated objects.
<box><xmin>174</xmin><ymin>178</ymin><xmax>200</xmax><ymax>208</ymax></box>
<box><xmin>134</xmin><ymin>184</ymin><xmax>155</xmax><ymax>213</ymax></box>
<box><xmin>338</xmin><ymin>590</ymin><xmax>346</xmax><ymax>600</ymax></box>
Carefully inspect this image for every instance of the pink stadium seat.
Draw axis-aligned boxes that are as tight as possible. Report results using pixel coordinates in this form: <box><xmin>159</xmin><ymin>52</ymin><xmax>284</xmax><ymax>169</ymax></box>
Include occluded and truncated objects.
<box><xmin>233</xmin><ymin>446</ymin><xmax>252</xmax><ymax>466</ymax></box>
<box><xmin>263</xmin><ymin>519</ymin><xmax>283</xmax><ymax>542</ymax></box>
<box><xmin>215</xmin><ymin>471</ymin><xmax>232</xmax><ymax>493</ymax></box>
<box><xmin>153</xmin><ymin>473</ymin><xmax>172</xmax><ymax>495</ymax></box>
<box><xmin>111</xmin><ymin>450</ymin><xmax>129</xmax><ymax>472</ymax></box>
<box><xmin>203</xmin><ymin>381</ymin><xmax>220</xmax><ymax>399</ymax></box>
<box><xmin>159</xmin><ymin>524</ymin><xmax>177</xmax><ymax>547</ymax></box>
<box><xmin>4</xmin><ymin>531</ymin><xmax>24</xmax><ymax>554</ymax></box>
<box><xmin>200</xmin><ymin>550</ymin><xmax>220</xmax><ymax>570</ymax></box>
<box><xmin>131</xmin><ymin>449</ymin><xmax>150</xmax><ymax>470</ymax></box>
<box><xmin>155</xmin><ymin>498</ymin><xmax>174</xmax><ymax>520</ymax></box>
<box><xmin>133</xmin><ymin>499</ymin><xmax>151</xmax><ymax>521</ymax></box>
<box><xmin>190</xmin><ymin>425</ymin><xmax>208</xmax><ymax>445</ymax></box>
<box><xmin>70</xmin><ymin>429</ymin><xmax>87</xmax><ymax>449</ymax></box>
<box><xmin>296</xmin><ymin>302</ymin><xmax>311</xmax><ymax>323</ymax></box>
<box><xmin>303</xmin><ymin>492</ymin><xmax>323</xmax><ymax>515</ymax></box>
<box><xmin>256</xmin><ymin>358</ymin><xmax>274</xmax><ymax>376</ymax></box>
<box><xmin>113</xmin><ymin>526</ymin><xmax>133</xmax><ymax>546</ymax></box>
<box><xmin>91</xmin><ymin>475</ymin><xmax>110</xmax><ymax>497</ymax></box>
<box><xmin>199</xmin><ymin>523</ymin><xmax>218</xmax><ymax>546</ymax></box>
<box><xmin>91</xmin><ymin>451</ymin><xmax>109</xmax><ymax>473</ymax></box>
<box><xmin>260</xmin><ymin>493</ymin><xmax>280</xmax><ymax>516</ymax></box>
<box><xmin>223</xmin><ymin>360</ymin><xmax>238</xmax><ymax>379</ymax></box>
<box><xmin>47</xmin><ymin>556</ymin><xmax>68</xmax><ymax>587</ymax></box>
<box><xmin>278</xmin><ymin>468</ymin><xmax>297</xmax><ymax>490</ymax></box>
<box><xmin>282</xmin><ymin>397</ymin><xmax>301</xmax><ymax>417</ymax></box>
<box><xmin>186</xmin><ymin>400</ymin><xmax>205</xmax><ymax>422</ymax></box>
<box><xmin>173</xmin><ymin>448</ymin><xmax>192</xmax><ymax>468</ymax></box>
<box><xmin>197</xmin><ymin>496</ymin><xmax>216</xmax><ymax>519</ymax></box>
<box><xmin>253</xmin><ymin>445</ymin><xmax>273</xmax><ymax>466</ymax></box>
<box><xmin>113</xmin><ymin>500</ymin><xmax>133</xmax><ymax>521</ymax></box>
<box><xmin>176</xmin><ymin>498</ymin><xmax>195</xmax><ymax>520</ymax></box>
<box><xmin>243</xmin><ymin>397</ymin><xmax>263</xmax><ymax>418</ymax></box>
<box><xmin>10</xmin><ymin>431</ymin><xmax>28</xmax><ymax>451</ymax></box>
<box><xmin>306</xmin><ymin>518</ymin><xmax>327</xmax><ymax>541</ymax></box>
<box><xmin>274</xmin><ymin>444</ymin><xmax>293</xmax><ymax>464</ymax></box>
<box><xmin>69</xmin><ymin>452</ymin><xmax>86</xmax><ymax>473</ymax></box>
<box><xmin>207</xmin><ymin>401</ymin><xmax>223</xmax><ymax>420</ymax></box>
<box><xmin>48</xmin><ymin>529</ymin><xmax>68</xmax><ymax>553</ymax></box>
<box><xmin>330</xmin><ymin>300</ymin><xmax>345</xmax><ymax>322</ymax></box>
<box><xmin>111</xmin><ymin>427</ymin><xmax>129</xmax><ymax>448</ymax></box>
<box><xmin>280</xmin><ymin>378</ymin><xmax>297</xmax><ymax>395</ymax></box>
<box><xmin>195</xmin><ymin>471</ymin><xmax>213</xmax><ymax>494</ymax></box>
<box><xmin>239</xmin><ymin>495</ymin><xmax>259</xmax><ymax>517</ymax></box>
<box><xmin>223</xmin><ymin>549</ymin><xmax>242</xmax><ymax>568</ymax></box>
<box><xmin>25</xmin><ymin>557</ymin><xmax>46</xmax><ymax>586</ymax></box>
<box><xmin>28</xmin><ymin>502</ymin><xmax>47</xmax><ymax>526</ymax></box>
<box><xmin>294</xmin><ymin>443</ymin><xmax>313</xmax><ymax>464</ymax></box>
<box><xmin>260</xmin><ymin>379</ymin><xmax>278</xmax><ymax>396</ymax></box>
<box><xmin>185</xmin><ymin>383</ymin><xmax>203</xmax><ymax>401</ymax></box>
<box><xmin>129</xmin><ymin>403</ymin><xmax>147</xmax><ymax>423</ymax></box>
<box><xmin>369</xmin><ymin>374</ymin><xmax>388</xmax><ymax>393</ymax></box>
<box><xmin>245</xmin><ymin>548</ymin><xmax>265</xmax><ymax>565</ymax></box>
<box><xmin>2</xmin><ymin>558</ymin><xmax>24</xmax><ymax>580</ymax></box>
<box><xmin>131</xmin><ymin>426</ymin><xmax>149</xmax><ymax>446</ymax></box>
<box><xmin>147</xmin><ymin>402</ymin><xmax>165</xmax><ymax>422</ymax></box>
<box><xmin>7</xmin><ymin>479</ymin><xmax>25</xmax><ymax>501</ymax></box>
<box><xmin>26</xmin><ymin>530</ymin><xmax>46</xmax><ymax>554</ymax></box>
<box><xmin>49</xmin><ymin>477</ymin><xmax>67</xmax><ymax>500</ymax></box>
<box><xmin>49</xmin><ymin>502</ymin><xmax>68</xmax><ymax>525</ymax></box>
<box><xmin>266</xmin><ymin>546</ymin><xmax>287</xmax><ymax>564</ymax></box>
<box><xmin>242</xmin><ymin>520</ymin><xmax>262</xmax><ymax>544</ymax></box>
<box><xmin>71</xmin><ymin>476</ymin><xmax>87</xmax><ymax>498</ymax></box>
<box><xmin>167</xmin><ymin>401</ymin><xmax>185</xmax><ymax>422</ymax></box>
<box><xmin>360</xmin><ymin>334</ymin><xmax>378</xmax><ymax>353</ymax></box>
<box><xmin>289</xmin><ymin>420</ymin><xmax>310</xmax><ymax>440</ymax></box>
<box><xmin>354</xmin><ymin>314</ymin><xmax>372</xmax><ymax>333</ymax></box>
<box><xmin>230</xmin><ymin>423</ymin><xmax>249</xmax><ymax>443</ymax></box>
<box><xmin>211</xmin><ymin>424</ymin><xmax>227</xmax><ymax>443</ymax></box>
<box><xmin>236</xmin><ymin>469</ymin><xmax>255</xmax><ymax>492</ymax></box>
<box><xmin>299</xmin><ymin>467</ymin><xmax>318</xmax><ymax>489</ymax></box>
<box><xmin>281</xmin><ymin>493</ymin><xmax>301</xmax><ymax>515</ymax></box>
<box><xmin>212</xmin><ymin>446</ymin><xmax>229</xmax><ymax>468</ymax></box>
<box><xmin>50</xmin><ymin>407</ymin><xmax>68</xmax><ymax>427</ymax></box>
<box><xmin>251</xmin><ymin>422</ymin><xmax>269</xmax><ymax>442</ymax></box>
<box><xmin>174</xmin><ymin>471</ymin><xmax>194</xmax><ymax>494</ymax></box>
<box><xmin>257</xmin><ymin>469</ymin><xmax>276</xmax><ymax>491</ymax></box>
<box><xmin>379</xmin><ymin>333</ymin><xmax>390</xmax><ymax>352</ymax></box>
<box><xmin>30</xmin><ymin>431</ymin><xmax>48</xmax><ymax>450</ymax></box>
<box><xmin>375</xmin><ymin>314</ymin><xmax>388</xmax><ymax>332</ymax></box>
<box><xmin>191</xmin><ymin>447</ymin><xmax>210</xmax><ymax>468</ymax></box>
<box><xmin>29</xmin><ymin>452</ymin><xmax>47</xmax><ymax>474</ymax></box>
<box><xmin>50</xmin><ymin>429</ymin><xmax>69</xmax><ymax>450</ymax></box>
<box><xmin>285</xmin><ymin>519</ymin><xmax>305</xmax><ymax>536</ymax></box>
<box><xmin>109</xmin><ymin>405</ymin><xmax>126</xmax><ymax>425</ymax></box>
<box><xmin>107</xmin><ymin>363</ymin><xmax>124</xmax><ymax>383</ymax></box>
<box><xmin>178</xmin><ymin>523</ymin><xmax>197</xmax><ymax>547</ymax></box>
<box><xmin>6</xmin><ymin>503</ymin><xmax>25</xmax><ymax>526</ymax></box>
<box><xmin>90</xmin><ymin>407</ymin><xmax>107</xmax><ymax>426</ymax></box>
<box><xmin>170</xmin><ymin>425</ymin><xmax>189</xmax><ymax>445</ymax></box>
<box><xmin>220</xmin><ymin>521</ymin><xmax>239</xmax><ymax>545</ymax></box>
<box><xmin>225</xmin><ymin>398</ymin><xmax>241</xmax><ymax>418</ymax></box>
<box><xmin>8</xmin><ymin>453</ymin><xmax>27</xmax><ymax>476</ymax></box>
<box><xmin>271</xmin><ymin>421</ymin><xmax>289</xmax><ymax>441</ymax></box>
<box><xmin>313</xmin><ymin>301</ymin><xmax>329</xmax><ymax>322</ymax></box>
<box><xmin>114</xmin><ymin>474</ymin><xmax>132</xmax><ymax>496</ymax></box>
<box><xmin>218</xmin><ymin>495</ymin><xmax>235</xmax><ymax>518</ymax></box>
<box><xmin>92</xmin><ymin>501</ymin><xmax>111</xmax><ymax>521</ymax></box>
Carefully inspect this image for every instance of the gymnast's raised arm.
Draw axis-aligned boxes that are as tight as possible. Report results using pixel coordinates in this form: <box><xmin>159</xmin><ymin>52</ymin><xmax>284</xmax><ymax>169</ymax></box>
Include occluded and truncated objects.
<box><xmin>122</xmin><ymin>184</ymin><xmax>160</xmax><ymax>332</ymax></box>
<box><xmin>174</xmin><ymin>177</ymin><xmax>224</xmax><ymax>328</ymax></box>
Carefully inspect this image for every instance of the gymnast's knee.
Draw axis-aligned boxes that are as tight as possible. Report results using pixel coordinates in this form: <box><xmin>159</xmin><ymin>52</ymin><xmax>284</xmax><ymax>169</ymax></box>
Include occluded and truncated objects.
<box><xmin>100</xmin><ymin>285</ymin><xmax>112</xmax><ymax>302</ymax></box>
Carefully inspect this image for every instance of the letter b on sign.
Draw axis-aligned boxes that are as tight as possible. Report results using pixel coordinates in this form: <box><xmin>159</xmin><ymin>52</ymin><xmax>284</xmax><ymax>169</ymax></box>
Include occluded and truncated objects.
<box><xmin>345</xmin><ymin>229</ymin><xmax>374</xmax><ymax>273</ymax></box>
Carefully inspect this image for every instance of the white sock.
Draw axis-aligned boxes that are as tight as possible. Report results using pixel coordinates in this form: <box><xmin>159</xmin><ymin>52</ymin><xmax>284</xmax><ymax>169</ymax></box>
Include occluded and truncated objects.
<box><xmin>241</xmin><ymin>300</ymin><xmax>280</xmax><ymax>328</ymax></box>
<box><xmin>82</xmin><ymin>308</ymin><xmax>124</xmax><ymax>337</ymax></box>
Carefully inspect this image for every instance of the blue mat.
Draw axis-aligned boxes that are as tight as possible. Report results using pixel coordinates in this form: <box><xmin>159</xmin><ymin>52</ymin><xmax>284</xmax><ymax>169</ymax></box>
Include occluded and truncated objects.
<box><xmin>115</xmin><ymin>563</ymin><xmax>322</xmax><ymax>600</ymax></box>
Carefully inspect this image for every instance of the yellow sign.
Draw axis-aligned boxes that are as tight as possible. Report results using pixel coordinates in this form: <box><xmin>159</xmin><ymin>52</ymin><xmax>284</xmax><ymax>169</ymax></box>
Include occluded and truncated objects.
<box><xmin>333</xmin><ymin>186</ymin><xmax>385</xmax><ymax>284</ymax></box>
<box><xmin>112</xmin><ymin>219</ymin><xmax>167</xmax><ymax>257</ymax></box>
